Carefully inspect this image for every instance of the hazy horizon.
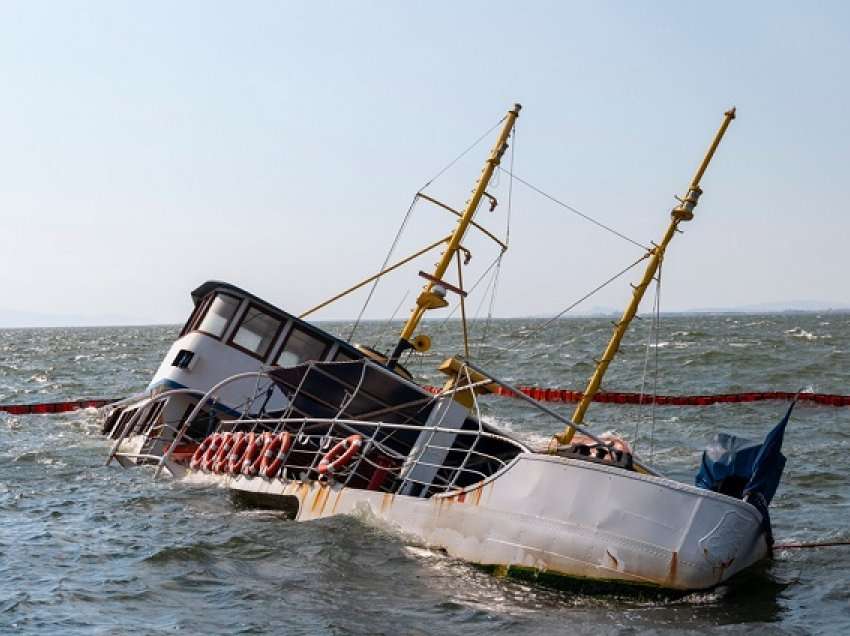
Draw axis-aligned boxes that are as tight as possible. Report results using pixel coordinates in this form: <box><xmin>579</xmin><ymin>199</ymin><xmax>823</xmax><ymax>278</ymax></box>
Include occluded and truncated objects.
<box><xmin>3</xmin><ymin>302</ymin><xmax>849</xmax><ymax>330</ymax></box>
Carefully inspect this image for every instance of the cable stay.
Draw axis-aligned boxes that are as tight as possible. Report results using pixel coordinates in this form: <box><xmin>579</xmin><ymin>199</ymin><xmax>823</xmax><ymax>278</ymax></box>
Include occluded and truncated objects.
<box><xmin>499</xmin><ymin>167</ymin><xmax>650</xmax><ymax>250</ymax></box>
<box><xmin>307</xmin><ymin>110</ymin><xmax>516</xmax><ymax>355</ymax></box>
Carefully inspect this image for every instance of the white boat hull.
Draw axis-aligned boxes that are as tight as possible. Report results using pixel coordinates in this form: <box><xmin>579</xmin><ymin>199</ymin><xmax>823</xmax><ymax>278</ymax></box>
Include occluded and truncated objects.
<box><xmin>176</xmin><ymin>452</ymin><xmax>767</xmax><ymax>591</ymax></box>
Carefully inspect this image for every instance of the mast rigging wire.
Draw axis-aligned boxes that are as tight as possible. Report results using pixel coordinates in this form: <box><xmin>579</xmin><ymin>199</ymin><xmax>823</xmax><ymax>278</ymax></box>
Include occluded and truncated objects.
<box><xmin>373</xmin><ymin>290</ymin><xmax>410</xmax><ymax>351</ymax></box>
<box><xmin>349</xmin><ymin>116</ymin><xmax>508</xmax><ymax>341</ymax></box>
<box><xmin>420</xmin><ymin>117</ymin><xmax>507</xmax><ymax>191</ymax></box>
<box><xmin>349</xmin><ymin>196</ymin><xmax>418</xmax><ymax>341</ymax></box>
<box><xmin>477</xmin><ymin>253</ymin><xmax>503</xmax><ymax>356</ymax></box>
<box><xmin>499</xmin><ymin>167</ymin><xmax>649</xmax><ymax>251</ymax></box>
<box><xmin>649</xmin><ymin>262</ymin><xmax>663</xmax><ymax>461</ymax></box>
<box><xmin>635</xmin><ymin>286</ymin><xmax>654</xmax><ymax>450</ymax></box>
<box><xmin>505</xmin><ymin>125</ymin><xmax>515</xmax><ymax>248</ymax></box>
<box><xmin>427</xmin><ymin>251</ymin><xmax>506</xmax><ymax>349</ymax></box>
<box><xmin>505</xmin><ymin>252</ymin><xmax>651</xmax><ymax>351</ymax></box>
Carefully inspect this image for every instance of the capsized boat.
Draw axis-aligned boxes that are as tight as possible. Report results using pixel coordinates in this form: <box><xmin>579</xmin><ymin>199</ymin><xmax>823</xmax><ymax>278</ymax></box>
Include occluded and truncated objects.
<box><xmin>105</xmin><ymin>104</ymin><xmax>791</xmax><ymax>592</ymax></box>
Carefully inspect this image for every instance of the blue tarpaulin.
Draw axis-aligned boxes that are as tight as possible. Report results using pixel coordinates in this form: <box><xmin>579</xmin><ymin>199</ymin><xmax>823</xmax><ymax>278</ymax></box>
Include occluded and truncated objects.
<box><xmin>695</xmin><ymin>401</ymin><xmax>795</xmax><ymax>505</ymax></box>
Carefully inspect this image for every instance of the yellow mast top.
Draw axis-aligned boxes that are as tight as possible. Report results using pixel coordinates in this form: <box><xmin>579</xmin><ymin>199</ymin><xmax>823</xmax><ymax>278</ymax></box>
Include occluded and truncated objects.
<box><xmin>388</xmin><ymin>103</ymin><xmax>521</xmax><ymax>367</ymax></box>
<box><xmin>554</xmin><ymin>107</ymin><xmax>737</xmax><ymax>447</ymax></box>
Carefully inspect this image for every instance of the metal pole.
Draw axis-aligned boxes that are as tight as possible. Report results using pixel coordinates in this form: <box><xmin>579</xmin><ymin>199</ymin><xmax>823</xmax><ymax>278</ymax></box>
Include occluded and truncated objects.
<box><xmin>388</xmin><ymin>104</ymin><xmax>521</xmax><ymax>366</ymax></box>
<box><xmin>556</xmin><ymin>108</ymin><xmax>736</xmax><ymax>447</ymax></box>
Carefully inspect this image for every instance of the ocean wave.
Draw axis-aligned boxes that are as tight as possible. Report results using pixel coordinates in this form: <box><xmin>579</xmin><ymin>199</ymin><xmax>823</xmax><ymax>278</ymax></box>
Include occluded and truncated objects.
<box><xmin>785</xmin><ymin>327</ymin><xmax>829</xmax><ymax>340</ymax></box>
<box><xmin>12</xmin><ymin>450</ymin><xmax>63</xmax><ymax>466</ymax></box>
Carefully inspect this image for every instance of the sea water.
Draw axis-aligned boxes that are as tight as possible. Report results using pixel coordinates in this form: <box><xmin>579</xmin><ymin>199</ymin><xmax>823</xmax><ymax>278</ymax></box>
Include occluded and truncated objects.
<box><xmin>1</xmin><ymin>314</ymin><xmax>848</xmax><ymax>634</ymax></box>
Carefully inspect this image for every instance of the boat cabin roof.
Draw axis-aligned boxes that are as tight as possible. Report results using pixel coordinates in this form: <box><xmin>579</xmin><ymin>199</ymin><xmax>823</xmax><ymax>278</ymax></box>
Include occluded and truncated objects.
<box><xmin>185</xmin><ymin>280</ymin><xmax>364</xmax><ymax>363</ymax></box>
<box><xmin>267</xmin><ymin>359</ymin><xmax>435</xmax><ymax>426</ymax></box>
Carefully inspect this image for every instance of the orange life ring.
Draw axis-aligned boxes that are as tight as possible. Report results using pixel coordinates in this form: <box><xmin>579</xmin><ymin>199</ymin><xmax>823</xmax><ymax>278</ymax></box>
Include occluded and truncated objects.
<box><xmin>318</xmin><ymin>434</ymin><xmax>363</xmax><ymax>475</ymax></box>
<box><xmin>261</xmin><ymin>432</ymin><xmax>292</xmax><ymax>479</ymax></box>
<box><xmin>237</xmin><ymin>432</ymin><xmax>257</xmax><ymax>474</ymax></box>
<box><xmin>226</xmin><ymin>432</ymin><xmax>249</xmax><ymax>474</ymax></box>
<box><xmin>190</xmin><ymin>435</ymin><xmax>214</xmax><ymax>470</ymax></box>
<box><xmin>242</xmin><ymin>432</ymin><xmax>273</xmax><ymax>477</ymax></box>
<box><xmin>258</xmin><ymin>434</ymin><xmax>283</xmax><ymax>477</ymax></box>
<box><xmin>200</xmin><ymin>433</ymin><xmax>223</xmax><ymax>472</ymax></box>
<box><xmin>212</xmin><ymin>432</ymin><xmax>235</xmax><ymax>473</ymax></box>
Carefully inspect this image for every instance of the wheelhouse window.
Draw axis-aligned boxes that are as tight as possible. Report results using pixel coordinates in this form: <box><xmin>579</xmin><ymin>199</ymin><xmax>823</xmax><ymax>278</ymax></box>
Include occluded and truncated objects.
<box><xmin>195</xmin><ymin>293</ymin><xmax>240</xmax><ymax>338</ymax></box>
<box><xmin>276</xmin><ymin>327</ymin><xmax>329</xmax><ymax>367</ymax></box>
<box><xmin>231</xmin><ymin>305</ymin><xmax>282</xmax><ymax>358</ymax></box>
<box><xmin>181</xmin><ymin>296</ymin><xmax>211</xmax><ymax>336</ymax></box>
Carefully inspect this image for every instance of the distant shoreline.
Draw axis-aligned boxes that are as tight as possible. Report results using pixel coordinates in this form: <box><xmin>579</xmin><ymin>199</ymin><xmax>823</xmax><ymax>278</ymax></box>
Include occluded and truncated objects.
<box><xmin>2</xmin><ymin>307</ymin><xmax>849</xmax><ymax>330</ymax></box>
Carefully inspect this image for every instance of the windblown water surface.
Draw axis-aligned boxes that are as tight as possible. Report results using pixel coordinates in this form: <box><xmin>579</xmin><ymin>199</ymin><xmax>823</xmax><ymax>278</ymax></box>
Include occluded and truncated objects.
<box><xmin>1</xmin><ymin>314</ymin><xmax>848</xmax><ymax>634</ymax></box>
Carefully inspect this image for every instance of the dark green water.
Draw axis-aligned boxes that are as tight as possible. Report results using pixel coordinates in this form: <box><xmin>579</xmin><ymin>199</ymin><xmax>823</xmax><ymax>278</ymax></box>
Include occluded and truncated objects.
<box><xmin>1</xmin><ymin>314</ymin><xmax>848</xmax><ymax>634</ymax></box>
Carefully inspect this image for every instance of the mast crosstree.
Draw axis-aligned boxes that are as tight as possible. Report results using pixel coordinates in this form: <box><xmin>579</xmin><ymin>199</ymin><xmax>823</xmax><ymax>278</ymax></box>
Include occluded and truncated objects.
<box><xmin>387</xmin><ymin>104</ymin><xmax>521</xmax><ymax>368</ymax></box>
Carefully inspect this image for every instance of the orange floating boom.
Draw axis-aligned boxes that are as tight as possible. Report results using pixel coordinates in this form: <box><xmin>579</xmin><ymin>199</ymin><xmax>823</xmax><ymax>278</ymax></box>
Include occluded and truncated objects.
<box><xmin>4</xmin><ymin>389</ymin><xmax>850</xmax><ymax>417</ymax></box>
<box><xmin>0</xmin><ymin>398</ymin><xmax>116</xmax><ymax>415</ymax></box>
<box><xmin>421</xmin><ymin>386</ymin><xmax>850</xmax><ymax>407</ymax></box>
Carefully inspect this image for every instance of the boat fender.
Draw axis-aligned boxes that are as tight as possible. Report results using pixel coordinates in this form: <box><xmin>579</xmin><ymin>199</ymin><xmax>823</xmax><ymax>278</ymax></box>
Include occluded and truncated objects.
<box><xmin>190</xmin><ymin>435</ymin><xmax>215</xmax><ymax>470</ymax></box>
<box><xmin>226</xmin><ymin>432</ymin><xmax>249</xmax><ymax>474</ymax></box>
<box><xmin>242</xmin><ymin>432</ymin><xmax>272</xmax><ymax>477</ymax></box>
<box><xmin>366</xmin><ymin>454</ymin><xmax>395</xmax><ymax>491</ymax></box>
<box><xmin>318</xmin><ymin>435</ymin><xmax>363</xmax><ymax>476</ymax></box>
<box><xmin>200</xmin><ymin>433</ymin><xmax>224</xmax><ymax>472</ymax></box>
<box><xmin>212</xmin><ymin>432</ymin><xmax>235</xmax><ymax>473</ymax></box>
<box><xmin>261</xmin><ymin>432</ymin><xmax>292</xmax><ymax>479</ymax></box>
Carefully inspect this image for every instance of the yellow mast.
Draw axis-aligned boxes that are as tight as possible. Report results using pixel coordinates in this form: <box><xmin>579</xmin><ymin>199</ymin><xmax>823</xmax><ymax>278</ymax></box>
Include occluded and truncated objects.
<box><xmin>388</xmin><ymin>103</ymin><xmax>521</xmax><ymax>367</ymax></box>
<box><xmin>554</xmin><ymin>107</ymin><xmax>736</xmax><ymax>446</ymax></box>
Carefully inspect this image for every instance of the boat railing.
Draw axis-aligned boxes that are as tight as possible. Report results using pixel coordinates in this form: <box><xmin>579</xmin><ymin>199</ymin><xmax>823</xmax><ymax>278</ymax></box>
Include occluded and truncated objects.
<box><xmin>152</xmin><ymin>357</ymin><xmax>670</xmax><ymax>490</ymax></box>
<box><xmin>165</xmin><ymin>414</ymin><xmax>526</xmax><ymax>495</ymax></box>
<box><xmin>142</xmin><ymin>357</ymin><xmax>662</xmax><ymax>490</ymax></box>
<box><xmin>105</xmin><ymin>387</ymin><xmax>217</xmax><ymax>466</ymax></box>
<box><xmin>107</xmin><ymin>369</ymin><xmax>292</xmax><ymax>468</ymax></box>
<box><xmin>139</xmin><ymin>359</ymin><xmax>528</xmax><ymax>492</ymax></box>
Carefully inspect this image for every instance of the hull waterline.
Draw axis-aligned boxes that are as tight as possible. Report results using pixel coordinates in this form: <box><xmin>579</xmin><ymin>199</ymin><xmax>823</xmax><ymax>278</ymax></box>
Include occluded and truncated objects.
<box><xmin>174</xmin><ymin>452</ymin><xmax>768</xmax><ymax>592</ymax></box>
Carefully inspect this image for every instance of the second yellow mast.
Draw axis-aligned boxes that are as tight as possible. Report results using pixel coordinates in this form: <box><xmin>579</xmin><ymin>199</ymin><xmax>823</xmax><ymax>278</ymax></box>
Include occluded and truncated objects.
<box><xmin>554</xmin><ymin>107</ymin><xmax>737</xmax><ymax>446</ymax></box>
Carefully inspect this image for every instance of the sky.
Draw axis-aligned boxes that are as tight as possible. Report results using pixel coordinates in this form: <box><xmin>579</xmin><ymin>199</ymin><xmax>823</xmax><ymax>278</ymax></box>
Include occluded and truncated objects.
<box><xmin>1</xmin><ymin>1</ymin><xmax>849</xmax><ymax>327</ymax></box>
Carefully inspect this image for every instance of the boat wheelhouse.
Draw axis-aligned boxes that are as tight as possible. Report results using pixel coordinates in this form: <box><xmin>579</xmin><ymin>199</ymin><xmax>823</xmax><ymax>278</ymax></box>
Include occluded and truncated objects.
<box><xmin>101</xmin><ymin>280</ymin><xmax>405</xmax><ymax>465</ymax></box>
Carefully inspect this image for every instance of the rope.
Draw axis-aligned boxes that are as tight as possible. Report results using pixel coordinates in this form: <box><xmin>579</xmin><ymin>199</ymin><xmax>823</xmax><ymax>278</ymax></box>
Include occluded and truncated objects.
<box><xmin>500</xmin><ymin>167</ymin><xmax>649</xmax><ymax>251</ymax></box>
